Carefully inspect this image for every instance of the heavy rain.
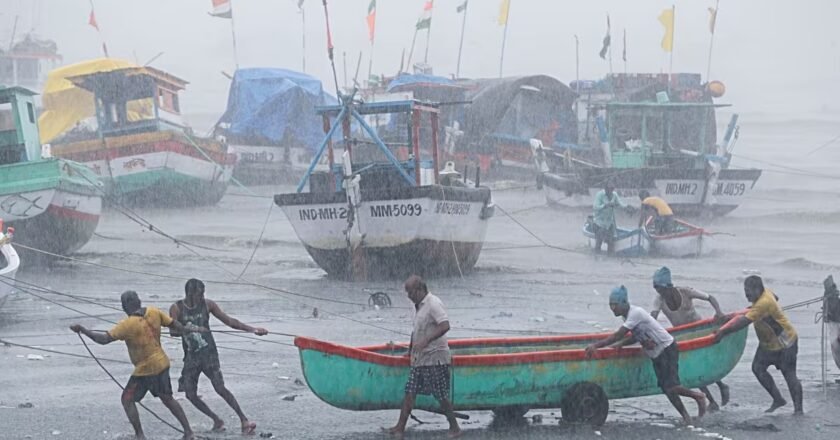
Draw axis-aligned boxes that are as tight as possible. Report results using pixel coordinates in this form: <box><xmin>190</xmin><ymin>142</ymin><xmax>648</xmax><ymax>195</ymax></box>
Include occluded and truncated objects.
<box><xmin>1</xmin><ymin>0</ymin><xmax>840</xmax><ymax>439</ymax></box>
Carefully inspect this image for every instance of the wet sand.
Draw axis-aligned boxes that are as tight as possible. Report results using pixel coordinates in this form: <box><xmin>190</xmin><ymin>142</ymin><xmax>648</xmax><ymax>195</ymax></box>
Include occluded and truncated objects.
<box><xmin>2</xmin><ymin>117</ymin><xmax>840</xmax><ymax>439</ymax></box>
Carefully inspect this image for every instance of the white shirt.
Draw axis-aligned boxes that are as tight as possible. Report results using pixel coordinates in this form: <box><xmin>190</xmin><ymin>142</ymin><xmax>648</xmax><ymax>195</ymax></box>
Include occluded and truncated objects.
<box><xmin>411</xmin><ymin>293</ymin><xmax>452</xmax><ymax>366</ymax></box>
<box><xmin>651</xmin><ymin>286</ymin><xmax>710</xmax><ymax>326</ymax></box>
<box><xmin>623</xmin><ymin>305</ymin><xmax>675</xmax><ymax>359</ymax></box>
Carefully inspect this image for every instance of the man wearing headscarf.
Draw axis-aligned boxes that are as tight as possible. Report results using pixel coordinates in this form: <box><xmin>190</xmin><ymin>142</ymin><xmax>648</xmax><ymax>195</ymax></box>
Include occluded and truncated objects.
<box><xmin>586</xmin><ymin>286</ymin><xmax>706</xmax><ymax>424</ymax></box>
<box><xmin>651</xmin><ymin>266</ymin><xmax>729</xmax><ymax>411</ymax></box>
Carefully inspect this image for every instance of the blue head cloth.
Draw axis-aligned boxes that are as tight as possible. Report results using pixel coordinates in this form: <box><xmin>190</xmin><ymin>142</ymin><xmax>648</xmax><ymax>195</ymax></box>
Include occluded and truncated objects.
<box><xmin>609</xmin><ymin>285</ymin><xmax>629</xmax><ymax>305</ymax></box>
<box><xmin>653</xmin><ymin>267</ymin><xmax>673</xmax><ymax>288</ymax></box>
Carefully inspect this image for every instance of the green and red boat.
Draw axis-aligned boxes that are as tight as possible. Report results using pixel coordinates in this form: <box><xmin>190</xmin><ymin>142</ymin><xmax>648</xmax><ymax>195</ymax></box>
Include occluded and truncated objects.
<box><xmin>295</xmin><ymin>315</ymin><xmax>747</xmax><ymax>425</ymax></box>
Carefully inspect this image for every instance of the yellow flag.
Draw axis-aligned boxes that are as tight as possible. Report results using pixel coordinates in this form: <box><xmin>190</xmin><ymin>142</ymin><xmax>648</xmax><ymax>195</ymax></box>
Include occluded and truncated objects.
<box><xmin>658</xmin><ymin>7</ymin><xmax>674</xmax><ymax>52</ymax></box>
<box><xmin>498</xmin><ymin>0</ymin><xmax>510</xmax><ymax>26</ymax></box>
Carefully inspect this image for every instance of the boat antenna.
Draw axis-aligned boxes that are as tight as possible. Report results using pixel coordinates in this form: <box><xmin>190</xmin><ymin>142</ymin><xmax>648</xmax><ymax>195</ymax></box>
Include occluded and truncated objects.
<box><xmin>321</xmin><ymin>0</ymin><xmax>342</xmax><ymax>103</ymax></box>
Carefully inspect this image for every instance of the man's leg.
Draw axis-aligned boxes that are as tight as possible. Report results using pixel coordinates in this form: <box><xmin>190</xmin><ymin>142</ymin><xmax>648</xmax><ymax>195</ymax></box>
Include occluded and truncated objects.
<box><xmin>386</xmin><ymin>393</ymin><xmax>416</xmax><ymax>439</ymax></box>
<box><xmin>663</xmin><ymin>389</ymin><xmax>692</xmax><ymax>424</ymax></box>
<box><xmin>437</xmin><ymin>398</ymin><xmax>461</xmax><ymax>437</ymax></box>
<box><xmin>120</xmin><ymin>387</ymin><xmax>145</xmax><ymax>440</ymax></box>
<box><xmin>671</xmin><ymin>386</ymin><xmax>706</xmax><ymax>418</ymax></box>
<box><xmin>716</xmin><ymin>381</ymin><xmax>730</xmax><ymax>406</ymax></box>
<box><xmin>752</xmin><ymin>353</ymin><xmax>786</xmax><ymax>412</ymax></box>
<box><xmin>182</xmin><ymin>364</ymin><xmax>225</xmax><ymax>431</ymax></box>
<box><xmin>159</xmin><ymin>394</ymin><xmax>195</xmax><ymax>440</ymax></box>
<box><xmin>210</xmin><ymin>374</ymin><xmax>255</xmax><ymax>434</ymax></box>
<box><xmin>700</xmin><ymin>386</ymin><xmax>719</xmax><ymax>411</ymax></box>
<box><xmin>781</xmin><ymin>368</ymin><xmax>803</xmax><ymax>415</ymax></box>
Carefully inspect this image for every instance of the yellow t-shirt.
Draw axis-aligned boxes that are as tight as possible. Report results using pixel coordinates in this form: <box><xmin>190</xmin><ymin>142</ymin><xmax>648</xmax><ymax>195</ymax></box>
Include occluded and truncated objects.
<box><xmin>745</xmin><ymin>290</ymin><xmax>798</xmax><ymax>351</ymax></box>
<box><xmin>108</xmin><ymin>307</ymin><xmax>173</xmax><ymax>376</ymax></box>
<box><xmin>642</xmin><ymin>197</ymin><xmax>674</xmax><ymax>216</ymax></box>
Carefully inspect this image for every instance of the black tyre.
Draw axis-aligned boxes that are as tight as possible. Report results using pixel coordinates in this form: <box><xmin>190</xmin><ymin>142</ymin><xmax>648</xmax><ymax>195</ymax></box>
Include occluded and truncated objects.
<box><xmin>560</xmin><ymin>382</ymin><xmax>609</xmax><ymax>427</ymax></box>
<box><xmin>491</xmin><ymin>405</ymin><xmax>529</xmax><ymax>421</ymax></box>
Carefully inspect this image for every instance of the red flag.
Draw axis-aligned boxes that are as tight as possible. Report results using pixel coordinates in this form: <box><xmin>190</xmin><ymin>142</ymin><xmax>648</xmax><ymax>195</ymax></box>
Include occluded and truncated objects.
<box><xmin>88</xmin><ymin>10</ymin><xmax>100</xmax><ymax>31</ymax></box>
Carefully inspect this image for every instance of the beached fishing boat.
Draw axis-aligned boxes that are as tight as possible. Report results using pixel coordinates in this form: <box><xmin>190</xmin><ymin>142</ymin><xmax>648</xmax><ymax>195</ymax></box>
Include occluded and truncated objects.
<box><xmin>214</xmin><ymin>68</ymin><xmax>336</xmax><ymax>184</ymax></box>
<box><xmin>0</xmin><ymin>86</ymin><xmax>102</xmax><ymax>258</ymax></box>
<box><xmin>642</xmin><ymin>217</ymin><xmax>711</xmax><ymax>258</ymax></box>
<box><xmin>44</xmin><ymin>60</ymin><xmax>234</xmax><ymax>206</ymax></box>
<box><xmin>295</xmin><ymin>315</ymin><xmax>747</xmax><ymax>426</ymax></box>
<box><xmin>582</xmin><ymin>217</ymin><xmax>648</xmax><ymax>257</ymax></box>
<box><xmin>274</xmin><ymin>98</ymin><xmax>494</xmax><ymax>280</ymax></box>
<box><xmin>0</xmin><ymin>223</ymin><xmax>21</xmax><ymax>299</ymax></box>
<box><xmin>537</xmin><ymin>74</ymin><xmax>761</xmax><ymax>216</ymax></box>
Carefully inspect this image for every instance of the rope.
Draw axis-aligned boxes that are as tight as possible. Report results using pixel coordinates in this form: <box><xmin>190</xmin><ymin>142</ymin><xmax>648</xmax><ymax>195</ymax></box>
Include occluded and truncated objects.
<box><xmin>237</xmin><ymin>202</ymin><xmax>274</xmax><ymax>280</ymax></box>
<box><xmin>0</xmin><ymin>337</ymin><xmax>130</xmax><ymax>364</ymax></box>
<box><xmin>182</xmin><ymin>133</ymin><xmax>257</xmax><ymax>197</ymax></box>
<box><xmin>76</xmin><ymin>334</ymin><xmax>186</xmax><ymax>435</ymax></box>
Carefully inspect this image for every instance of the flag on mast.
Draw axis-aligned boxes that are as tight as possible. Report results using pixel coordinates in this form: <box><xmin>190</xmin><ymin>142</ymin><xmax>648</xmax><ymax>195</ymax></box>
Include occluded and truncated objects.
<box><xmin>599</xmin><ymin>14</ymin><xmax>611</xmax><ymax>59</ymax></box>
<box><xmin>210</xmin><ymin>0</ymin><xmax>232</xmax><ymax>19</ymax></box>
<box><xmin>416</xmin><ymin>0</ymin><xmax>433</xmax><ymax>30</ymax></box>
<box><xmin>456</xmin><ymin>0</ymin><xmax>468</xmax><ymax>13</ymax></box>
<box><xmin>366</xmin><ymin>0</ymin><xmax>376</xmax><ymax>42</ymax></box>
<box><xmin>658</xmin><ymin>7</ymin><xmax>675</xmax><ymax>52</ymax></box>
<box><xmin>88</xmin><ymin>2</ymin><xmax>109</xmax><ymax>57</ymax></box>
<box><xmin>88</xmin><ymin>10</ymin><xmax>100</xmax><ymax>31</ymax></box>
<box><xmin>707</xmin><ymin>6</ymin><xmax>718</xmax><ymax>34</ymax></box>
<box><xmin>497</xmin><ymin>0</ymin><xmax>510</xmax><ymax>26</ymax></box>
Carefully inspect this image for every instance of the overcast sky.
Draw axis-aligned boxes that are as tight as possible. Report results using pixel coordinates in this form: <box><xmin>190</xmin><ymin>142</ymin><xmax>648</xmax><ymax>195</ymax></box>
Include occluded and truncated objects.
<box><xmin>3</xmin><ymin>0</ymin><xmax>839</xmax><ymax>118</ymax></box>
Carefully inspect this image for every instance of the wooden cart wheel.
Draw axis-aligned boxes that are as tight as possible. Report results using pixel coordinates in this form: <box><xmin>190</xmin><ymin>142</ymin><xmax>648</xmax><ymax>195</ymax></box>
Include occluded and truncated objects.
<box><xmin>491</xmin><ymin>405</ymin><xmax>529</xmax><ymax>421</ymax></box>
<box><xmin>560</xmin><ymin>382</ymin><xmax>609</xmax><ymax>427</ymax></box>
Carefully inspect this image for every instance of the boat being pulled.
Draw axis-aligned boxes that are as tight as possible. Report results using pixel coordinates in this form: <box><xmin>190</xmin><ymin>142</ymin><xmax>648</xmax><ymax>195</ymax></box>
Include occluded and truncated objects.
<box><xmin>274</xmin><ymin>97</ymin><xmax>494</xmax><ymax>280</ymax></box>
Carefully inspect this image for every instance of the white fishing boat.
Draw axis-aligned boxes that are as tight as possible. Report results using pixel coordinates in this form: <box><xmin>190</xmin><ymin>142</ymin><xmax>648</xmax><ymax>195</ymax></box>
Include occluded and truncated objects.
<box><xmin>275</xmin><ymin>99</ymin><xmax>494</xmax><ymax>280</ymax></box>
<box><xmin>642</xmin><ymin>217</ymin><xmax>711</xmax><ymax>258</ymax></box>
<box><xmin>582</xmin><ymin>217</ymin><xmax>648</xmax><ymax>258</ymax></box>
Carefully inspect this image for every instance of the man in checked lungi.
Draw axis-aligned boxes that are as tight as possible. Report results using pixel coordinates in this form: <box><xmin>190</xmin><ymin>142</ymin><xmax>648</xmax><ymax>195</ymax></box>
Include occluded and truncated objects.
<box><xmin>385</xmin><ymin>275</ymin><xmax>462</xmax><ymax>439</ymax></box>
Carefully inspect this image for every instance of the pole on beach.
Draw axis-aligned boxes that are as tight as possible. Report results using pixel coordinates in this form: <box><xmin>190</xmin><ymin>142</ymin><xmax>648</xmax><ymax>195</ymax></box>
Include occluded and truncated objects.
<box><xmin>455</xmin><ymin>1</ymin><xmax>469</xmax><ymax>78</ymax></box>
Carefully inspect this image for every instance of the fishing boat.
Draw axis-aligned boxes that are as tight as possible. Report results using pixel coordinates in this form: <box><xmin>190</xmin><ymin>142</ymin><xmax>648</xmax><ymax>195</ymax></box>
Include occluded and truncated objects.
<box><xmin>0</xmin><ymin>222</ymin><xmax>21</xmax><ymax>299</ymax></box>
<box><xmin>0</xmin><ymin>33</ymin><xmax>63</xmax><ymax>92</ymax></box>
<box><xmin>537</xmin><ymin>74</ymin><xmax>761</xmax><ymax>216</ymax></box>
<box><xmin>295</xmin><ymin>315</ymin><xmax>747</xmax><ymax>426</ymax></box>
<box><xmin>214</xmin><ymin>68</ymin><xmax>336</xmax><ymax>184</ymax></box>
<box><xmin>0</xmin><ymin>86</ymin><xmax>102</xmax><ymax>259</ymax></box>
<box><xmin>274</xmin><ymin>98</ymin><xmax>494</xmax><ymax>280</ymax></box>
<box><xmin>45</xmin><ymin>61</ymin><xmax>235</xmax><ymax>206</ymax></box>
<box><xmin>582</xmin><ymin>217</ymin><xmax>648</xmax><ymax>257</ymax></box>
<box><xmin>642</xmin><ymin>217</ymin><xmax>711</xmax><ymax>258</ymax></box>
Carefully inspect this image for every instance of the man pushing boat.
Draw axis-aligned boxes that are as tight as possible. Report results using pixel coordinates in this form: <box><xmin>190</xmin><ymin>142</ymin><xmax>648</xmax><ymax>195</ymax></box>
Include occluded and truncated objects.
<box><xmin>650</xmin><ymin>266</ymin><xmax>730</xmax><ymax>411</ymax></box>
<box><xmin>170</xmin><ymin>278</ymin><xmax>268</xmax><ymax>434</ymax></box>
<box><xmin>70</xmin><ymin>290</ymin><xmax>201</xmax><ymax>440</ymax></box>
<box><xmin>385</xmin><ymin>275</ymin><xmax>461</xmax><ymax>439</ymax></box>
<box><xmin>585</xmin><ymin>286</ymin><xmax>706</xmax><ymax>424</ymax></box>
<box><xmin>638</xmin><ymin>190</ymin><xmax>675</xmax><ymax>233</ymax></box>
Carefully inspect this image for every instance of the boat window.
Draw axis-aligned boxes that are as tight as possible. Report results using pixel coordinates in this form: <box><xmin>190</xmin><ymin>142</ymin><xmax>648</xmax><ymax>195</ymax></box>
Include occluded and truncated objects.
<box><xmin>27</xmin><ymin>102</ymin><xmax>35</xmax><ymax>124</ymax></box>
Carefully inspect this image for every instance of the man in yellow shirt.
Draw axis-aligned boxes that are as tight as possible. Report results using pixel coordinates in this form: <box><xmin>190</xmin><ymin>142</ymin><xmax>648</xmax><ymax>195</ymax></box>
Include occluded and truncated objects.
<box><xmin>638</xmin><ymin>190</ymin><xmax>674</xmax><ymax>233</ymax></box>
<box><xmin>71</xmin><ymin>291</ymin><xmax>202</xmax><ymax>440</ymax></box>
<box><xmin>713</xmin><ymin>276</ymin><xmax>803</xmax><ymax>415</ymax></box>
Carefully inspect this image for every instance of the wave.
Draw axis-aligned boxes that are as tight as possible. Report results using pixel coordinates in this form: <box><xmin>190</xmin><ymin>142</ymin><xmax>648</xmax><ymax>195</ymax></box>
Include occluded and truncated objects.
<box><xmin>776</xmin><ymin>257</ymin><xmax>840</xmax><ymax>272</ymax></box>
<box><xmin>736</xmin><ymin>210</ymin><xmax>840</xmax><ymax>223</ymax></box>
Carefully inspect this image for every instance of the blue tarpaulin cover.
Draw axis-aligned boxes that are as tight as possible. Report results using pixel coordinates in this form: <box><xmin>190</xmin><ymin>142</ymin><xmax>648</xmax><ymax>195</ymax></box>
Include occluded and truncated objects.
<box><xmin>216</xmin><ymin>68</ymin><xmax>336</xmax><ymax>150</ymax></box>
<box><xmin>386</xmin><ymin>74</ymin><xmax>456</xmax><ymax>92</ymax></box>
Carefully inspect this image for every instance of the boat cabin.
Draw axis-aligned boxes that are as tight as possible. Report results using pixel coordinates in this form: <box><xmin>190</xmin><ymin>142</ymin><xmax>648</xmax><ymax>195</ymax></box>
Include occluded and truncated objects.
<box><xmin>605</xmin><ymin>101</ymin><xmax>729</xmax><ymax>169</ymax></box>
<box><xmin>0</xmin><ymin>86</ymin><xmax>41</xmax><ymax>166</ymax></box>
<box><xmin>299</xmin><ymin>99</ymin><xmax>445</xmax><ymax>193</ymax></box>
<box><xmin>65</xmin><ymin>66</ymin><xmax>189</xmax><ymax>138</ymax></box>
<box><xmin>0</xmin><ymin>35</ymin><xmax>63</xmax><ymax>91</ymax></box>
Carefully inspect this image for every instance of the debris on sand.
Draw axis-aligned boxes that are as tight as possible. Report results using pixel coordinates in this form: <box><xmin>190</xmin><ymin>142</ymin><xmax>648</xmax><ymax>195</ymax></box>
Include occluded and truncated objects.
<box><xmin>17</xmin><ymin>402</ymin><xmax>33</xmax><ymax>409</ymax></box>
<box><xmin>733</xmin><ymin>422</ymin><xmax>780</xmax><ymax>432</ymax></box>
<box><xmin>282</xmin><ymin>394</ymin><xmax>299</xmax><ymax>401</ymax></box>
<box><xmin>26</xmin><ymin>354</ymin><xmax>44</xmax><ymax>361</ymax></box>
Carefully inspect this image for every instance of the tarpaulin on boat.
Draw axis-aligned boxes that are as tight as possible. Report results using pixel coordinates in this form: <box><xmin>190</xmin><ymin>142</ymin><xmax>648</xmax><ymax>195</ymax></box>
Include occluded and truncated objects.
<box><xmin>38</xmin><ymin>58</ymin><xmax>152</xmax><ymax>143</ymax></box>
<box><xmin>462</xmin><ymin>75</ymin><xmax>578</xmax><ymax>150</ymax></box>
<box><xmin>386</xmin><ymin>74</ymin><xmax>458</xmax><ymax>92</ymax></box>
<box><xmin>215</xmin><ymin>68</ymin><xmax>336</xmax><ymax>150</ymax></box>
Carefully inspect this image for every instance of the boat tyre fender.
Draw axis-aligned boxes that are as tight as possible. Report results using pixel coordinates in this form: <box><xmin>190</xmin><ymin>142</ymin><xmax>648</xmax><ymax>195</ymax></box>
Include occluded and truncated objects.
<box><xmin>491</xmin><ymin>405</ymin><xmax>529</xmax><ymax>421</ymax></box>
<box><xmin>560</xmin><ymin>382</ymin><xmax>609</xmax><ymax>427</ymax></box>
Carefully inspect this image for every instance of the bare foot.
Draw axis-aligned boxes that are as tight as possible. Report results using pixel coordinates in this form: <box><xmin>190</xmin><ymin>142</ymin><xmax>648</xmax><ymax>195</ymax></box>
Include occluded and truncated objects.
<box><xmin>696</xmin><ymin>395</ymin><xmax>707</xmax><ymax>419</ymax></box>
<box><xmin>718</xmin><ymin>382</ymin><xmax>730</xmax><ymax>406</ymax></box>
<box><xmin>794</xmin><ymin>408</ymin><xmax>804</xmax><ymax>416</ymax></box>
<box><xmin>765</xmin><ymin>399</ymin><xmax>786</xmax><ymax>413</ymax></box>
<box><xmin>211</xmin><ymin>419</ymin><xmax>226</xmax><ymax>433</ymax></box>
<box><xmin>241</xmin><ymin>420</ymin><xmax>257</xmax><ymax>435</ymax></box>
<box><xmin>381</xmin><ymin>426</ymin><xmax>405</xmax><ymax>439</ymax></box>
<box><xmin>708</xmin><ymin>401</ymin><xmax>720</xmax><ymax>413</ymax></box>
<box><xmin>134</xmin><ymin>434</ymin><xmax>146</xmax><ymax>440</ymax></box>
<box><xmin>181</xmin><ymin>433</ymin><xmax>195</xmax><ymax>440</ymax></box>
<box><xmin>448</xmin><ymin>428</ymin><xmax>463</xmax><ymax>438</ymax></box>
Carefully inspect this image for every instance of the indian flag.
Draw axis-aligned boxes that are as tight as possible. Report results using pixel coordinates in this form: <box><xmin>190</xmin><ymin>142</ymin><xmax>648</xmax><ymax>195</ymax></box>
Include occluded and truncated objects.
<box><xmin>210</xmin><ymin>0</ymin><xmax>232</xmax><ymax>19</ymax></box>
<box><xmin>416</xmin><ymin>0</ymin><xmax>433</xmax><ymax>30</ymax></box>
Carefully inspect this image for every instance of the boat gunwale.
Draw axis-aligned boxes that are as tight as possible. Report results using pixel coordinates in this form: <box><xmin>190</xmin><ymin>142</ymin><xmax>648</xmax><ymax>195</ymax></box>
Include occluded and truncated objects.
<box><xmin>295</xmin><ymin>311</ymin><xmax>746</xmax><ymax>368</ymax></box>
<box><xmin>643</xmin><ymin>217</ymin><xmax>707</xmax><ymax>240</ymax></box>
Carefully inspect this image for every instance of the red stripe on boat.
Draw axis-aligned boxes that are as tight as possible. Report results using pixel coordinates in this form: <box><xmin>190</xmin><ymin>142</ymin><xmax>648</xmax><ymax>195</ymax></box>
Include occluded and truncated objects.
<box><xmin>46</xmin><ymin>205</ymin><xmax>100</xmax><ymax>223</ymax></box>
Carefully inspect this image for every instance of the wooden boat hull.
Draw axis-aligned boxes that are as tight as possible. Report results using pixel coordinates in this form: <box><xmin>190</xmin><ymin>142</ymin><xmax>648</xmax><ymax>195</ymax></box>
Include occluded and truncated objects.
<box><xmin>0</xmin><ymin>159</ymin><xmax>101</xmax><ymax>259</ymax></box>
<box><xmin>643</xmin><ymin>218</ymin><xmax>710</xmax><ymax>258</ymax></box>
<box><xmin>295</xmin><ymin>317</ymin><xmax>747</xmax><ymax>413</ymax></box>
<box><xmin>230</xmin><ymin>144</ymin><xmax>311</xmax><ymax>185</ymax></box>
<box><xmin>582</xmin><ymin>220</ymin><xmax>649</xmax><ymax>257</ymax></box>
<box><xmin>51</xmin><ymin>131</ymin><xmax>235</xmax><ymax>207</ymax></box>
<box><xmin>542</xmin><ymin>168</ymin><xmax>761</xmax><ymax>216</ymax></box>
<box><xmin>275</xmin><ymin>185</ymin><xmax>493</xmax><ymax>279</ymax></box>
